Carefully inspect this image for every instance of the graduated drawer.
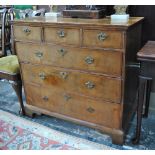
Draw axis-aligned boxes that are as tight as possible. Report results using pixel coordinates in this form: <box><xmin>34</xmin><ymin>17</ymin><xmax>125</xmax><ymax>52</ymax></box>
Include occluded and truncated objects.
<box><xmin>13</xmin><ymin>25</ymin><xmax>41</xmax><ymax>42</ymax></box>
<box><xmin>21</xmin><ymin>63</ymin><xmax>122</xmax><ymax>103</ymax></box>
<box><xmin>83</xmin><ymin>29</ymin><xmax>123</xmax><ymax>49</ymax></box>
<box><xmin>44</xmin><ymin>27</ymin><xmax>80</xmax><ymax>46</ymax></box>
<box><xmin>25</xmin><ymin>84</ymin><xmax>121</xmax><ymax>129</ymax></box>
<box><xmin>16</xmin><ymin>42</ymin><xmax>123</xmax><ymax>76</ymax></box>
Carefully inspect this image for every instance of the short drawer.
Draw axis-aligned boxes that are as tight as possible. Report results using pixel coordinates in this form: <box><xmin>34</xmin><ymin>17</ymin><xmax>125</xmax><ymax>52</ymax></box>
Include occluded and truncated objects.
<box><xmin>25</xmin><ymin>84</ymin><xmax>121</xmax><ymax>129</ymax></box>
<box><xmin>13</xmin><ymin>25</ymin><xmax>41</xmax><ymax>42</ymax></box>
<box><xmin>83</xmin><ymin>29</ymin><xmax>123</xmax><ymax>49</ymax></box>
<box><xmin>16</xmin><ymin>42</ymin><xmax>123</xmax><ymax>76</ymax></box>
<box><xmin>44</xmin><ymin>27</ymin><xmax>80</xmax><ymax>46</ymax></box>
<box><xmin>21</xmin><ymin>64</ymin><xmax>122</xmax><ymax>103</ymax></box>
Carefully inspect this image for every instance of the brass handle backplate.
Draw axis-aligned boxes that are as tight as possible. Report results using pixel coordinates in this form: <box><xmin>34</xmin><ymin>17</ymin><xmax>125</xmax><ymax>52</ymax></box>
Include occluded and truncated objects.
<box><xmin>63</xmin><ymin>94</ymin><xmax>71</xmax><ymax>101</ymax></box>
<box><xmin>85</xmin><ymin>56</ymin><xmax>94</xmax><ymax>64</ymax></box>
<box><xmin>59</xmin><ymin>72</ymin><xmax>68</xmax><ymax>79</ymax></box>
<box><xmin>42</xmin><ymin>96</ymin><xmax>48</xmax><ymax>102</ymax></box>
<box><xmin>85</xmin><ymin>81</ymin><xmax>95</xmax><ymax>89</ymax></box>
<box><xmin>87</xmin><ymin>107</ymin><xmax>95</xmax><ymax>113</ymax></box>
<box><xmin>35</xmin><ymin>51</ymin><xmax>43</xmax><ymax>58</ymax></box>
<box><xmin>97</xmin><ymin>32</ymin><xmax>107</xmax><ymax>41</ymax></box>
<box><xmin>57</xmin><ymin>30</ymin><xmax>65</xmax><ymax>38</ymax></box>
<box><xmin>39</xmin><ymin>72</ymin><xmax>46</xmax><ymax>80</ymax></box>
<box><xmin>23</xmin><ymin>27</ymin><xmax>31</xmax><ymax>35</ymax></box>
<box><xmin>58</xmin><ymin>48</ymin><xmax>67</xmax><ymax>56</ymax></box>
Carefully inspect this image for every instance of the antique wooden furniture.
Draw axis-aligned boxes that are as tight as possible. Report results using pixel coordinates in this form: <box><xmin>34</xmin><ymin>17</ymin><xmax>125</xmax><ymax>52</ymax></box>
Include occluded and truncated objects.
<box><xmin>0</xmin><ymin>8</ymin><xmax>13</xmax><ymax>57</ymax></box>
<box><xmin>0</xmin><ymin>8</ymin><xmax>25</xmax><ymax>115</ymax></box>
<box><xmin>0</xmin><ymin>8</ymin><xmax>6</xmax><ymax>57</ymax></box>
<box><xmin>63</xmin><ymin>5</ymin><xmax>106</xmax><ymax>19</ymax></box>
<box><xmin>132</xmin><ymin>41</ymin><xmax>155</xmax><ymax>144</ymax></box>
<box><xmin>12</xmin><ymin>16</ymin><xmax>143</xmax><ymax>145</ymax></box>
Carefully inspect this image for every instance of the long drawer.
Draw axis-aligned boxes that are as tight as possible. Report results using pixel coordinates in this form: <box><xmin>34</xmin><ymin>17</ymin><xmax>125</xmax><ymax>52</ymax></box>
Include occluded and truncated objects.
<box><xmin>16</xmin><ymin>42</ymin><xmax>123</xmax><ymax>76</ymax></box>
<box><xmin>21</xmin><ymin>63</ymin><xmax>122</xmax><ymax>103</ymax></box>
<box><xmin>24</xmin><ymin>83</ymin><xmax>121</xmax><ymax>129</ymax></box>
<box><xmin>13</xmin><ymin>25</ymin><xmax>42</xmax><ymax>42</ymax></box>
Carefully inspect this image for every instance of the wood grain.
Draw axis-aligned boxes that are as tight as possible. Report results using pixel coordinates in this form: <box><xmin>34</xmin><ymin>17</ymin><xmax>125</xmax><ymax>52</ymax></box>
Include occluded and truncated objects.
<box><xmin>21</xmin><ymin>63</ymin><xmax>122</xmax><ymax>103</ymax></box>
<box><xmin>24</xmin><ymin>83</ymin><xmax>121</xmax><ymax>129</ymax></box>
<box><xmin>83</xmin><ymin>29</ymin><xmax>123</xmax><ymax>49</ymax></box>
<box><xmin>16</xmin><ymin>42</ymin><xmax>123</xmax><ymax>76</ymax></box>
<box><xmin>13</xmin><ymin>25</ymin><xmax>42</xmax><ymax>42</ymax></box>
<box><xmin>44</xmin><ymin>27</ymin><xmax>80</xmax><ymax>46</ymax></box>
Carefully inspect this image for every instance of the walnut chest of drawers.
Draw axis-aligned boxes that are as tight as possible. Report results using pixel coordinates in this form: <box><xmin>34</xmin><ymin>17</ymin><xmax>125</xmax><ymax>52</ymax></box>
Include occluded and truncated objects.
<box><xmin>12</xmin><ymin>17</ymin><xmax>143</xmax><ymax>144</ymax></box>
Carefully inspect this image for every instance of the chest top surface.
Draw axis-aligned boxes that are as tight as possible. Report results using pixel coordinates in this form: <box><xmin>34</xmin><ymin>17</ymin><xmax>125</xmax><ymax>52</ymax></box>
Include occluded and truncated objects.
<box><xmin>12</xmin><ymin>16</ymin><xmax>144</xmax><ymax>30</ymax></box>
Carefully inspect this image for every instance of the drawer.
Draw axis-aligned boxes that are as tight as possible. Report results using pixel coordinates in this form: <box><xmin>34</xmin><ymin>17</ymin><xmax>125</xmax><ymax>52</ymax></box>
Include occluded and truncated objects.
<box><xmin>83</xmin><ymin>29</ymin><xmax>123</xmax><ymax>49</ymax></box>
<box><xmin>44</xmin><ymin>27</ymin><xmax>80</xmax><ymax>46</ymax></box>
<box><xmin>21</xmin><ymin>64</ymin><xmax>122</xmax><ymax>103</ymax></box>
<box><xmin>16</xmin><ymin>42</ymin><xmax>123</xmax><ymax>76</ymax></box>
<box><xmin>25</xmin><ymin>84</ymin><xmax>121</xmax><ymax>129</ymax></box>
<box><xmin>13</xmin><ymin>25</ymin><xmax>41</xmax><ymax>42</ymax></box>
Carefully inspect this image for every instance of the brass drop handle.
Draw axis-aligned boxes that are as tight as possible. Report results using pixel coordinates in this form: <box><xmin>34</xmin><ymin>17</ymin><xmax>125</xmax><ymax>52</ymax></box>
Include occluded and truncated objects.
<box><xmin>63</xmin><ymin>94</ymin><xmax>72</xmax><ymax>101</ymax></box>
<box><xmin>42</xmin><ymin>96</ymin><xmax>48</xmax><ymax>102</ymax></box>
<box><xmin>85</xmin><ymin>81</ymin><xmax>95</xmax><ymax>89</ymax></box>
<box><xmin>39</xmin><ymin>72</ymin><xmax>46</xmax><ymax>80</ymax></box>
<box><xmin>23</xmin><ymin>27</ymin><xmax>31</xmax><ymax>35</ymax></box>
<box><xmin>97</xmin><ymin>32</ymin><xmax>107</xmax><ymax>41</ymax></box>
<box><xmin>87</xmin><ymin>107</ymin><xmax>95</xmax><ymax>113</ymax></box>
<box><xmin>57</xmin><ymin>48</ymin><xmax>67</xmax><ymax>56</ymax></box>
<box><xmin>59</xmin><ymin>72</ymin><xmax>68</xmax><ymax>79</ymax></box>
<box><xmin>85</xmin><ymin>56</ymin><xmax>94</xmax><ymax>64</ymax></box>
<box><xmin>57</xmin><ymin>30</ymin><xmax>65</xmax><ymax>38</ymax></box>
<box><xmin>35</xmin><ymin>51</ymin><xmax>43</xmax><ymax>58</ymax></box>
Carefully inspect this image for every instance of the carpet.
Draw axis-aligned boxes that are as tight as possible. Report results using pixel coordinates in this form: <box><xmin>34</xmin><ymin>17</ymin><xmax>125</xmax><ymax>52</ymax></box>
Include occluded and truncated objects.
<box><xmin>0</xmin><ymin>109</ymin><xmax>115</xmax><ymax>150</ymax></box>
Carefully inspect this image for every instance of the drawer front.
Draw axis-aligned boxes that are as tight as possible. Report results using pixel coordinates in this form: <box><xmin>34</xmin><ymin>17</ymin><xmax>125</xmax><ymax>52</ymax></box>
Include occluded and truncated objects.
<box><xmin>25</xmin><ymin>84</ymin><xmax>121</xmax><ymax>129</ymax></box>
<box><xmin>13</xmin><ymin>25</ymin><xmax>41</xmax><ymax>42</ymax></box>
<box><xmin>16</xmin><ymin>42</ymin><xmax>123</xmax><ymax>76</ymax></box>
<box><xmin>44</xmin><ymin>27</ymin><xmax>80</xmax><ymax>46</ymax></box>
<box><xmin>21</xmin><ymin>64</ymin><xmax>122</xmax><ymax>103</ymax></box>
<box><xmin>83</xmin><ymin>29</ymin><xmax>123</xmax><ymax>49</ymax></box>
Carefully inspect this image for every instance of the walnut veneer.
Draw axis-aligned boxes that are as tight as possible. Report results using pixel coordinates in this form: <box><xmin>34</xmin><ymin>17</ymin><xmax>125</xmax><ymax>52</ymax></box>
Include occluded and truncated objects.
<box><xmin>12</xmin><ymin>16</ymin><xmax>143</xmax><ymax>145</ymax></box>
